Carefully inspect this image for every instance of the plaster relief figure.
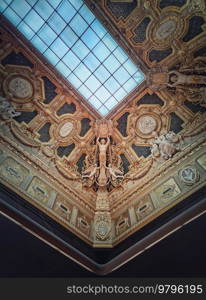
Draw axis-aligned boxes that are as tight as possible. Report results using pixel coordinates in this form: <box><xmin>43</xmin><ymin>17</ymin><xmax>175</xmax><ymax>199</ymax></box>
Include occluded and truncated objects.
<box><xmin>106</xmin><ymin>163</ymin><xmax>124</xmax><ymax>180</ymax></box>
<box><xmin>82</xmin><ymin>164</ymin><xmax>99</xmax><ymax>180</ymax></box>
<box><xmin>168</xmin><ymin>71</ymin><xmax>206</xmax><ymax>87</ymax></box>
<box><xmin>151</xmin><ymin>131</ymin><xmax>181</xmax><ymax>160</ymax></box>
<box><xmin>0</xmin><ymin>96</ymin><xmax>21</xmax><ymax>120</ymax></box>
<box><xmin>97</xmin><ymin>137</ymin><xmax>110</xmax><ymax>168</ymax></box>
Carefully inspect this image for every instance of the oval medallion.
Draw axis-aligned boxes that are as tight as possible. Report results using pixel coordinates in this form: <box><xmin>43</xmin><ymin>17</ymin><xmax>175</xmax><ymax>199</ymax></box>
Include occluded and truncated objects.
<box><xmin>156</xmin><ymin>19</ymin><xmax>177</xmax><ymax>40</ymax></box>
<box><xmin>59</xmin><ymin>122</ymin><xmax>73</xmax><ymax>137</ymax></box>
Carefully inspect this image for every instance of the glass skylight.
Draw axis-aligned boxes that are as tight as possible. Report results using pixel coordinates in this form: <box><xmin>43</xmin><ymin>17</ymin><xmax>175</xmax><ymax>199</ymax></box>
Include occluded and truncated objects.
<box><xmin>0</xmin><ymin>0</ymin><xmax>145</xmax><ymax>115</ymax></box>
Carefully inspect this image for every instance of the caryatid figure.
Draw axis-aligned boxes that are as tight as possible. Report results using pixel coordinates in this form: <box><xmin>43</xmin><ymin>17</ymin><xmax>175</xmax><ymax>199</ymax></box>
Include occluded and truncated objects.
<box><xmin>97</xmin><ymin>136</ymin><xmax>110</xmax><ymax>168</ymax></box>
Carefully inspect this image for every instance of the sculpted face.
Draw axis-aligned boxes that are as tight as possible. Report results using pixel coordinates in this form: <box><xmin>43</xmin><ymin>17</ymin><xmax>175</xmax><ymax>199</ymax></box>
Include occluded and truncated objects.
<box><xmin>170</xmin><ymin>74</ymin><xmax>178</xmax><ymax>83</ymax></box>
<box><xmin>100</xmin><ymin>139</ymin><xmax>106</xmax><ymax>145</ymax></box>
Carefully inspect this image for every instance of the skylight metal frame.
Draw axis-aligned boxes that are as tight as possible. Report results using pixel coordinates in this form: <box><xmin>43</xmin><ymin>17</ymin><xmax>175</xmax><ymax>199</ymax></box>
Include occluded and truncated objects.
<box><xmin>0</xmin><ymin>0</ymin><xmax>145</xmax><ymax>116</ymax></box>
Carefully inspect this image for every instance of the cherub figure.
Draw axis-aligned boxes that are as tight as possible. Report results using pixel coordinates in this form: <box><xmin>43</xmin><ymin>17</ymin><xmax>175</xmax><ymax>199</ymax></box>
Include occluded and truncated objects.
<box><xmin>106</xmin><ymin>163</ymin><xmax>124</xmax><ymax>180</ymax></box>
<box><xmin>82</xmin><ymin>164</ymin><xmax>99</xmax><ymax>180</ymax></box>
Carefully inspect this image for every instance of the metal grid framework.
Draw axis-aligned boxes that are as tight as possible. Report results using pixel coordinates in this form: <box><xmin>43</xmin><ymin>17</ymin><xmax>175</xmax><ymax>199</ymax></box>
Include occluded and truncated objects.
<box><xmin>0</xmin><ymin>0</ymin><xmax>145</xmax><ymax>115</ymax></box>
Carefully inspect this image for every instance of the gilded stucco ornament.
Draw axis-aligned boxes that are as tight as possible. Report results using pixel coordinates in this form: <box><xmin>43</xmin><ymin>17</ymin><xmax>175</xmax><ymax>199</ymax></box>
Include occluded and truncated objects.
<box><xmin>94</xmin><ymin>212</ymin><xmax>112</xmax><ymax>241</ymax></box>
<box><xmin>0</xmin><ymin>95</ymin><xmax>21</xmax><ymax>120</ymax></box>
<box><xmin>8</xmin><ymin>76</ymin><xmax>33</xmax><ymax>100</ymax></box>
<box><xmin>1</xmin><ymin>1</ymin><xmax>206</xmax><ymax>251</ymax></box>
<box><xmin>179</xmin><ymin>166</ymin><xmax>200</xmax><ymax>185</ymax></box>
<box><xmin>148</xmin><ymin>62</ymin><xmax>206</xmax><ymax>110</ymax></box>
<box><xmin>173</xmin><ymin>58</ymin><xmax>206</xmax><ymax>107</ymax></box>
<box><xmin>82</xmin><ymin>120</ymin><xmax>124</xmax><ymax>190</ymax></box>
<box><xmin>151</xmin><ymin>131</ymin><xmax>182</xmax><ymax>160</ymax></box>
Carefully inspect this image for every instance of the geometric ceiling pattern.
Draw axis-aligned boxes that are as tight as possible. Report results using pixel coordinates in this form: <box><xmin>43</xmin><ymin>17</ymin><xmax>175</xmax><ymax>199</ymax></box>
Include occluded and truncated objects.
<box><xmin>0</xmin><ymin>0</ymin><xmax>206</xmax><ymax>275</ymax></box>
<box><xmin>0</xmin><ymin>0</ymin><xmax>145</xmax><ymax>115</ymax></box>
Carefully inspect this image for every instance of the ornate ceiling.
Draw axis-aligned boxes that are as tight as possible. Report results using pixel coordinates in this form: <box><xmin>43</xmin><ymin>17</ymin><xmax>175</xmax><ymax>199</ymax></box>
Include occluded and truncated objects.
<box><xmin>0</xmin><ymin>0</ymin><xmax>206</xmax><ymax>273</ymax></box>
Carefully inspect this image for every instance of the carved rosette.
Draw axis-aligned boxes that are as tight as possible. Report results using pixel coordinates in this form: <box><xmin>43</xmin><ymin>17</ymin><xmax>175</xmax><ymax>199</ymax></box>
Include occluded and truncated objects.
<box><xmin>128</xmin><ymin>106</ymin><xmax>168</xmax><ymax>144</ymax></box>
<box><xmin>135</xmin><ymin>113</ymin><xmax>161</xmax><ymax>139</ymax></box>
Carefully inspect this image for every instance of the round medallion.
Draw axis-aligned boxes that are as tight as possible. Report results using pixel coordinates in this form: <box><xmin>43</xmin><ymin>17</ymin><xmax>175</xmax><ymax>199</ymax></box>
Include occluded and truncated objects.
<box><xmin>136</xmin><ymin>115</ymin><xmax>157</xmax><ymax>135</ymax></box>
<box><xmin>179</xmin><ymin>166</ymin><xmax>199</xmax><ymax>185</ymax></box>
<box><xmin>59</xmin><ymin>122</ymin><xmax>73</xmax><ymax>138</ymax></box>
<box><xmin>156</xmin><ymin>19</ymin><xmax>177</xmax><ymax>40</ymax></box>
<box><xmin>8</xmin><ymin>76</ymin><xmax>33</xmax><ymax>99</ymax></box>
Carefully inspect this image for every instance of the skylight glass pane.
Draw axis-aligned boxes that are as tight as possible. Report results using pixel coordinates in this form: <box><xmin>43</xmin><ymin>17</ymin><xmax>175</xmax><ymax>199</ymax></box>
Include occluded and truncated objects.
<box><xmin>89</xmin><ymin>95</ymin><xmax>102</xmax><ymax>110</ymax></box>
<box><xmin>102</xmin><ymin>33</ymin><xmax>118</xmax><ymax>51</ymax></box>
<box><xmin>4</xmin><ymin>0</ymin><xmax>13</xmax><ymax>4</ymax></box>
<box><xmin>31</xmin><ymin>35</ymin><xmax>47</xmax><ymax>53</ymax></box>
<box><xmin>83</xmin><ymin>53</ymin><xmax>100</xmax><ymax>72</ymax></box>
<box><xmin>72</xmin><ymin>40</ymin><xmax>89</xmax><ymax>60</ymax></box>
<box><xmin>133</xmin><ymin>72</ymin><xmax>145</xmax><ymax>83</ymax></box>
<box><xmin>98</xmin><ymin>106</ymin><xmax>109</xmax><ymax>116</ymax></box>
<box><xmin>0</xmin><ymin>2</ymin><xmax>7</xmax><ymax>13</ymax></box>
<box><xmin>70</xmin><ymin>14</ymin><xmax>88</xmax><ymax>36</ymax></box>
<box><xmin>123</xmin><ymin>59</ymin><xmax>138</xmax><ymax>76</ymax></box>
<box><xmin>123</xmin><ymin>78</ymin><xmax>138</xmax><ymax>93</ymax></box>
<box><xmin>104</xmin><ymin>77</ymin><xmax>120</xmax><ymax>94</ymax></box>
<box><xmin>50</xmin><ymin>38</ymin><xmax>68</xmax><ymax>58</ymax></box>
<box><xmin>44</xmin><ymin>48</ymin><xmax>59</xmax><ymax>65</ymax></box>
<box><xmin>104</xmin><ymin>97</ymin><xmax>118</xmax><ymax>110</ymax></box>
<box><xmin>93</xmin><ymin>41</ymin><xmax>110</xmax><ymax>62</ymax></box>
<box><xmin>24</xmin><ymin>10</ymin><xmax>44</xmax><ymax>32</ymax></box>
<box><xmin>34</xmin><ymin>1</ymin><xmax>53</xmax><ymax>20</ymax></box>
<box><xmin>48</xmin><ymin>13</ymin><xmax>66</xmax><ymax>34</ymax></box>
<box><xmin>81</xmin><ymin>28</ymin><xmax>99</xmax><ymax>50</ymax></box>
<box><xmin>74</xmin><ymin>63</ymin><xmax>91</xmax><ymax>81</ymax></box>
<box><xmin>18</xmin><ymin>21</ymin><xmax>35</xmax><ymax>40</ymax></box>
<box><xmin>114</xmin><ymin>88</ymin><xmax>127</xmax><ymax>102</ymax></box>
<box><xmin>79</xmin><ymin>4</ymin><xmax>95</xmax><ymax>24</ymax></box>
<box><xmin>113</xmin><ymin>67</ymin><xmax>130</xmax><ymax>85</ymax></box>
<box><xmin>60</xmin><ymin>26</ymin><xmax>78</xmax><ymax>47</ymax></box>
<box><xmin>103</xmin><ymin>54</ymin><xmax>120</xmax><ymax>73</ymax></box>
<box><xmin>113</xmin><ymin>47</ymin><xmax>128</xmax><ymax>64</ymax></box>
<box><xmin>91</xmin><ymin>19</ymin><xmax>107</xmax><ymax>38</ymax></box>
<box><xmin>95</xmin><ymin>86</ymin><xmax>110</xmax><ymax>102</ymax></box>
<box><xmin>84</xmin><ymin>75</ymin><xmax>101</xmax><ymax>93</ymax></box>
<box><xmin>94</xmin><ymin>65</ymin><xmax>110</xmax><ymax>84</ymax></box>
<box><xmin>38</xmin><ymin>24</ymin><xmax>57</xmax><ymax>46</ymax></box>
<box><xmin>67</xmin><ymin>73</ymin><xmax>82</xmax><ymax>89</ymax></box>
<box><xmin>78</xmin><ymin>84</ymin><xmax>92</xmax><ymax>99</ymax></box>
<box><xmin>4</xmin><ymin>7</ymin><xmax>21</xmax><ymax>25</ymax></box>
<box><xmin>11</xmin><ymin>0</ymin><xmax>31</xmax><ymax>18</ymax></box>
<box><xmin>49</xmin><ymin>0</ymin><xmax>62</xmax><ymax>9</ymax></box>
<box><xmin>2</xmin><ymin>0</ymin><xmax>145</xmax><ymax>116</ymax></box>
<box><xmin>69</xmin><ymin>0</ymin><xmax>83</xmax><ymax>10</ymax></box>
<box><xmin>62</xmin><ymin>50</ymin><xmax>80</xmax><ymax>70</ymax></box>
<box><xmin>57</xmin><ymin>0</ymin><xmax>76</xmax><ymax>23</ymax></box>
<box><xmin>56</xmin><ymin>61</ymin><xmax>71</xmax><ymax>77</ymax></box>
